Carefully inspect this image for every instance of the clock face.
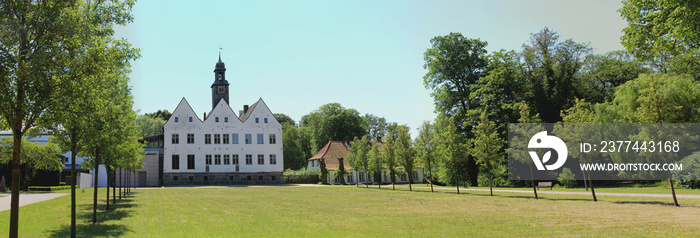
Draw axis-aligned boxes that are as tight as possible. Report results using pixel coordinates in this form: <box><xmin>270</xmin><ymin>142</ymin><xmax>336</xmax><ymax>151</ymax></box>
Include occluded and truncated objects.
<box><xmin>216</xmin><ymin>85</ymin><xmax>226</xmax><ymax>94</ymax></box>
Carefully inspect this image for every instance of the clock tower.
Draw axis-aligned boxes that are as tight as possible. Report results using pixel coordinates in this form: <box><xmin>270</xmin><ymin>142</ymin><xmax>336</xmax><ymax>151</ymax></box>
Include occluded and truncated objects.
<box><xmin>211</xmin><ymin>54</ymin><xmax>229</xmax><ymax>109</ymax></box>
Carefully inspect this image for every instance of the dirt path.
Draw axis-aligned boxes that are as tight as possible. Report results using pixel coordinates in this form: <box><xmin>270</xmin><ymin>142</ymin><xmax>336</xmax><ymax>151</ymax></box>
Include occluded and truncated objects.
<box><xmin>0</xmin><ymin>193</ymin><xmax>69</xmax><ymax>212</ymax></box>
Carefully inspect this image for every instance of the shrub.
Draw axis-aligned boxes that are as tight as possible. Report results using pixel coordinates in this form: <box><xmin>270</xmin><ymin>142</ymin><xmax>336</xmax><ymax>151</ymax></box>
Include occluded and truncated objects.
<box><xmin>557</xmin><ymin>168</ymin><xmax>577</xmax><ymax>188</ymax></box>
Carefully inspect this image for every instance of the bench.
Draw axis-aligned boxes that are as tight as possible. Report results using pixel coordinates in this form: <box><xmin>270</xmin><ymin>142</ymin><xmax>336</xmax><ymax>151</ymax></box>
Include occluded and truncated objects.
<box><xmin>537</xmin><ymin>182</ymin><xmax>553</xmax><ymax>190</ymax></box>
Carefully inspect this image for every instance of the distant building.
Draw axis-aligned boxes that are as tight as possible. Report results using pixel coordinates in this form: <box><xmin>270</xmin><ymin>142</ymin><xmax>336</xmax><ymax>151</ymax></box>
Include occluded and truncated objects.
<box><xmin>306</xmin><ymin>140</ymin><xmax>424</xmax><ymax>185</ymax></box>
<box><xmin>161</xmin><ymin>56</ymin><xmax>284</xmax><ymax>185</ymax></box>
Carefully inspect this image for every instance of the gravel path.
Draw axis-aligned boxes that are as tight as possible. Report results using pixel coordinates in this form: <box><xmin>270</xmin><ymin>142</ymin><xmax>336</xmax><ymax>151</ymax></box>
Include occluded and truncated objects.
<box><xmin>0</xmin><ymin>193</ymin><xmax>69</xmax><ymax>212</ymax></box>
<box><xmin>412</xmin><ymin>186</ymin><xmax>700</xmax><ymax>199</ymax></box>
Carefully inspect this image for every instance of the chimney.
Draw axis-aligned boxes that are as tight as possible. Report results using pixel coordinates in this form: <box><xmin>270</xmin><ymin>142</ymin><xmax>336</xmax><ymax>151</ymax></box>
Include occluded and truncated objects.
<box><xmin>243</xmin><ymin>105</ymin><xmax>249</xmax><ymax>114</ymax></box>
<box><xmin>376</xmin><ymin>136</ymin><xmax>382</xmax><ymax>143</ymax></box>
<box><xmin>204</xmin><ymin>112</ymin><xmax>207</xmax><ymax>119</ymax></box>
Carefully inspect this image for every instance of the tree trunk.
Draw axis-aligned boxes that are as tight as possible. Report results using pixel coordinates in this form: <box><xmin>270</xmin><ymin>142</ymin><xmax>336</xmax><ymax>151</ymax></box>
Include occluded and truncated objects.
<box><xmin>119</xmin><ymin>168</ymin><xmax>122</xmax><ymax>200</ymax></box>
<box><xmin>106</xmin><ymin>169</ymin><xmax>110</xmax><ymax>210</ymax></box>
<box><xmin>93</xmin><ymin>157</ymin><xmax>99</xmax><ymax>224</ymax></box>
<box><xmin>70</xmin><ymin>133</ymin><xmax>77</xmax><ymax>238</ymax></box>
<box><xmin>428</xmin><ymin>162</ymin><xmax>434</xmax><ymax>193</ymax></box>
<box><xmin>112</xmin><ymin>170</ymin><xmax>115</xmax><ymax>204</ymax></box>
<box><xmin>408</xmin><ymin>171</ymin><xmax>413</xmax><ymax>191</ymax></box>
<box><xmin>391</xmin><ymin>170</ymin><xmax>395</xmax><ymax>190</ymax></box>
<box><xmin>454</xmin><ymin>160</ymin><xmax>460</xmax><ymax>194</ymax></box>
<box><xmin>488</xmin><ymin>170</ymin><xmax>493</xmax><ymax>196</ymax></box>
<box><xmin>10</xmin><ymin>130</ymin><xmax>23</xmax><ymax>238</ymax></box>
<box><xmin>587</xmin><ymin>170</ymin><xmax>597</xmax><ymax>202</ymax></box>
<box><xmin>530</xmin><ymin>164</ymin><xmax>538</xmax><ymax>199</ymax></box>
<box><xmin>669</xmin><ymin>176</ymin><xmax>679</xmax><ymax>207</ymax></box>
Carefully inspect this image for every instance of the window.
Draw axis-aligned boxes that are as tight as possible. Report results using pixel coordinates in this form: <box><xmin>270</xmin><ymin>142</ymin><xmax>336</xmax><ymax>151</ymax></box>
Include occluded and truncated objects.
<box><xmin>215</xmin><ymin>117</ymin><xmax>219</xmax><ymax>122</ymax></box>
<box><xmin>245</xmin><ymin>154</ymin><xmax>252</xmax><ymax>165</ymax></box>
<box><xmin>257</xmin><ymin>134</ymin><xmax>264</xmax><ymax>144</ymax></box>
<box><xmin>214</xmin><ymin>155</ymin><xmax>221</xmax><ymax>165</ymax></box>
<box><xmin>400</xmin><ymin>173</ymin><xmax>407</xmax><ymax>181</ymax></box>
<box><xmin>224</xmin><ymin>117</ymin><xmax>228</xmax><ymax>122</ymax></box>
<box><xmin>269</xmin><ymin>134</ymin><xmax>276</xmax><ymax>144</ymax></box>
<box><xmin>257</xmin><ymin>154</ymin><xmax>264</xmax><ymax>165</ymax></box>
<box><xmin>270</xmin><ymin>154</ymin><xmax>277</xmax><ymax>165</ymax></box>
<box><xmin>347</xmin><ymin>174</ymin><xmax>353</xmax><ymax>183</ymax></box>
<box><xmin>172</xmin><ymin>134</ymin><xmax>179</xmax><ymax>144</ymax></box>
<box><xmin>187</xmin><ymin>134</ymin><xmax>194</xmax><ymax>144</ymax></box>
<box><xmin>214</xmin><ymin>134</ymin><xmax>221</xmax><ymax>144</ymax></box>
<box><xmin>232</xmin><ymin>134</ymin><xmax>239</xmax><ymax>144</ymax></box>
<box><xmin>205</xmin><ymin>134</ymin><xmax>211</xmax><ymax>144</ymax></box>
<box><xmin>205</xmin><ymin>155</ymin><xmax>212</xmax><ymax>165</ymax></box>
<box><xmin>172</xmin><ymin>155</ymin><xmax>180</xmax><ymax>170</ymax></box>
<box><xmin>255</xmin><ymin>118</ymin><xmax>259</xmax><ymax>123</ymax></box>
<box><xmin>232</xmin><ymin>154</ymin><xmax>239</xmax><ymax>164</ymax></box>
<box><xmin>334</xmin><ymin>175</ymin><xmax>340</xmax><ymax>184</ymax></box>
<box><xmin>358</xmin><ymin>171</ymin><xmax>365</xmax><ymax>182</ymax></box>
<box><xmin>264</xmin><ymin>118</ymin><xmax>268</xmax><ymax>123</ymax></box>
<box><xmin>189</xmin><ymin>117</ymin><xmax>193</xmax><ymax>122</ymax></box>
<box><xmin>412</xmin><ymin>171</ymin><xmax>418</xmax><ymax>181</ymax></box>
<box><xmin>174</xmin><ymin>117</ymin><xmax>179</xmax><ymax>122</ymax></box>
<box><xmin>223</xmin><ymin>134</ymin><xmax>229</xmax><ymax>144</ymax></box>
<box><xmin>223</xmin><ymin>155</ymin><xmax>230</xmax><ymax>165</ymax></box>
<box><xmin>229</xmin><ymin>176</ymin><xmax>233</xmax><ymax>181</ymax></box>
<box><xmin>245</xmin><ymin>134</ymin><xmax>252</xmax><ymax>144</ymax></box>
<box><xmin>272</xmin><ymin>176</ymin><xmax>276</xmax><ymax>181</ymax></box>
<box><xmin>187</xmin><ymin>155</ymin><xmax>195</xmax><ymax>169</ymax></box>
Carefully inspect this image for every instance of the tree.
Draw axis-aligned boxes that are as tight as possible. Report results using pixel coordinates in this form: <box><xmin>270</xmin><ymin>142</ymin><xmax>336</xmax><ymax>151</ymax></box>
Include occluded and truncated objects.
<box><xmin>274</xmin><ymin>113</ymin><xmax>296</xmax><ymax>126</ymax></box>
<box><xmin>337</xmin><ymin>157</ymin><xmax>346</xmax><ymax>184</ymax></box>
<box><xmin>367</xmin><ymin>141</ymin><xmax>384</xmax><ymax>188</ymax></box>
<box><xmin>521</xmin><ymin>27</ymin><xmax>591</xmax><ymax>123</ymax></box>
<box><xmin>144</xmin><ymin>109</ymin><xmax>172</xmax><ymax>121</ymax></box>
<box><xmin>423</xmin><ymin>33</ymin><xmax>488</xmax><ymax>186</ymax></box>
<box><xmin>135</xmin><ymin>115</ymin><xmax>165</xmax><ymax>137</ymax></box>
<box><xmin>435</xmin><ymin>116</ymin><xmax>468</xmax><ymax>193</ymax></box>
<box><xmin>319</xmin><ymin>158</ymin><xmax>328</xmax><ymax>184</ymax></box>
<box><xmin>364</xmin><ymin>114</ymin><xmax>388</xmax><ymax>141</ymax></box>
<box><xmin>471</xmin><ymin>112</ymin><xmax>504</xmax><ymax>196</ymax></box>
<box><xmin>282</xmin><ymin>122</ymin><xmax>306</xmax><ymax>170</ymax></box>
<box><xmin>0</xmin><ymin>137</ymin><xmax>62</xmax><ymax>191</ymax></box>
<box><xmin>0</xmin><ymin>0</ymin><xmax>137</xmax><ymax>236</ymax></box>
<box><xmin>300</xmin><ymin>103</ymin><xmax>366</xmax><ymax>152</ymax></box>
<box><xmin>576</xmin><ymin>51</ymin><xmax>652</xmax><ymax>103</ymax></box>
<box><xmin>347</xmin><ymin>136</ymin><xmax>370</xmax><ymax>187</ymax></box>
<box><xmin>381</xmin><ymin>132</ymin><xmax>397</xmax><ymax>190</ymax></box>
<box><xmin>611</xmin><ymin>73</ymin><xmax>700</xmax><ymax>206</ymax></box>
<box><xmin>395</xmin><ymin>125</ymin><xmax>416</xmax><ymax>191</ymax></box>
<box><xmin>509</xmin><ymin>103</ymin><xmax>543</xmax><ymax>199</ymax></box>
<box><xmin>620</xmin><ymin>0</ymin><xmax>700</xmax><ymax>71</ymax></box>
<box><xmin>416</xmin><ymin>121</ymin><xmax>437</xmax><ymax>192</ymax></box>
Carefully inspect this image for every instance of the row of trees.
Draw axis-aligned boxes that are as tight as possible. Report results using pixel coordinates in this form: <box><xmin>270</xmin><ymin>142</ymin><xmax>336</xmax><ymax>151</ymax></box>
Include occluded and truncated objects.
<box><xmin>415</xmin><ymin>0</ymin><xmax>700</xmax><ymax>206</ymax></box>
<box><xmin>0</xmin><ymin>0</ymin><xmax>142</xmax><ymax>237</ymax></box>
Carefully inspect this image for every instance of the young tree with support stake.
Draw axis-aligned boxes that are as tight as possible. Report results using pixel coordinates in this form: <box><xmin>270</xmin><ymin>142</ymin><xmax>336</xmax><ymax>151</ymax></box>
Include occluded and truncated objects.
<box><xmin>347</xmin><ymin>136</ymin><xmax>370</xmax><ymax>187</ymax></box>
<box><xmin>395</xmin><ymin>126</ymin><xmax>416</xmax><ymax>191</ymax></box>
<box><xmin>435</xmin><ymin>116</ymin><xmax>468</xmax><ymax>194</ymax></box>
<box><xmin>381</xmin><ymin>132</ymin><xmax>397</xmax><ymax>190</ymax></box>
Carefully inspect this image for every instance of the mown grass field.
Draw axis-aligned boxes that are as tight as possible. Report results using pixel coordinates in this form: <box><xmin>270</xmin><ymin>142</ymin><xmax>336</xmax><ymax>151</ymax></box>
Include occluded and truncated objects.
<box><xmin>1</xmin><ymin>185</ymin><xmax>700</xmax><ymax>237</ymax></box>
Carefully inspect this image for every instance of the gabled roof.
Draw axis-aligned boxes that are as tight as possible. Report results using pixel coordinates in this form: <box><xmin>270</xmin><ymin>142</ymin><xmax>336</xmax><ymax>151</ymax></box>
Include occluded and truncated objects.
<box><xmin>205</xmin><ymin>98</ymin><xmax>238</xmax><ymax>122</ymax></box>
<box><xmin>238</xmin><ymin>100</ymin><xmax>260</xmax><ymax>123</ymax></box>
<box><xmin>166</xmin><ymin>98</ymin><xmax>202</xmax><ymax>124</ymax></box>
<box><xmin>238</xmin><ymin>98</ymin><xmax>281</xmax><ymax>125</ymax></box>
<box><xmin>308</xmin><ymin>141</ymin><xmax>352</xmax><ymax>170</ymax></box>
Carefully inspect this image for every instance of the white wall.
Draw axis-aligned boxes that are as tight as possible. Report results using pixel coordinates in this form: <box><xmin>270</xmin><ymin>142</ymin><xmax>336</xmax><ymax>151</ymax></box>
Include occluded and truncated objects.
<box><xmin>163</xmin><ymin>98</ymin><xmax>284</xmax><ymax>174</ymax></box>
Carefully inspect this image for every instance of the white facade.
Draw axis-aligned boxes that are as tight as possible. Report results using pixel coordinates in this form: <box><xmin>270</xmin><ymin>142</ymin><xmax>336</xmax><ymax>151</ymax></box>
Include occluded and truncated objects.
<box><xmin>162</xmin><ymin>97</ymin><xmax>283</xmax><ymax>184</ymax></box>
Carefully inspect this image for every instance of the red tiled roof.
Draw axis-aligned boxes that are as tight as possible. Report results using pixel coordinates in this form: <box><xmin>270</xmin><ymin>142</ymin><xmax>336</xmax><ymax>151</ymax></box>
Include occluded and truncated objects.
<box><xmin>308</xmin><ymin>141</ymin><xmax>352</xmax><ymax>170</ymax></box>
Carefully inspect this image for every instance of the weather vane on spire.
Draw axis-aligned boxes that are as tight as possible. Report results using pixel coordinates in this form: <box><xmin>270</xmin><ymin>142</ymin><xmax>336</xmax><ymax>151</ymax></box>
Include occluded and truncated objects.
<box><xmin>218</xmin><ymin>44</ymin><xmax>223</xmax><ymax>58</ymax></box>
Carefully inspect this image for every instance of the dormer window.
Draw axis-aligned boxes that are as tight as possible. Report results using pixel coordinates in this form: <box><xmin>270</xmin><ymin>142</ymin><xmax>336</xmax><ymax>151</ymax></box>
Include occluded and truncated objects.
<box><xmin>174</xmin><ymin>117</ymin><xmax>179</xmax><ymax>122</ymax></box>
<box><xmin>215</xmin><ymin>117</ymin><xmax>219</xmax><ymax>122</ymax></box>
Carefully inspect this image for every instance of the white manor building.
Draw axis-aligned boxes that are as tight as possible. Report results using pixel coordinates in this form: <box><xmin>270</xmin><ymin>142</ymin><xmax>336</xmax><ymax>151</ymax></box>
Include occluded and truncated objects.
<box><xmin>162</xmin><ymin>56</ymin><xmax>283</xmax><ymax>185</ymax></box>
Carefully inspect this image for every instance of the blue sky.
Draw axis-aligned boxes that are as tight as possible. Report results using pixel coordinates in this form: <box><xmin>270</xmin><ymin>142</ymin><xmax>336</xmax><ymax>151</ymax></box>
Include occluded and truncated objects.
<box><xmin>120</xmin><ymin>0</ymin><xmax>627</xmax><ymax>136</ymax></box>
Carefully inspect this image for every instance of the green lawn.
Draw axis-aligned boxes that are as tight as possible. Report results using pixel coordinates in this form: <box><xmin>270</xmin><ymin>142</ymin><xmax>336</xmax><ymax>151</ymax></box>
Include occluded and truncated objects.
<box><xmin>1</xmin><ymin>185</ymin><xmax>700</xmax><ymax>237</ymax></box>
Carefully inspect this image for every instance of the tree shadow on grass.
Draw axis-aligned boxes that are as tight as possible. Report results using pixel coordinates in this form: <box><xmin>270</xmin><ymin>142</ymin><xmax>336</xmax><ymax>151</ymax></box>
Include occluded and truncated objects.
<box><xmin>610</xmin><ymin>200</ymin><xmax>670</xmax><ymax>206</ymax></box>
<box><xmin>45</xmin><ymin>193</ymin><xmax>139</xmax><ymax>237</ymax></box>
